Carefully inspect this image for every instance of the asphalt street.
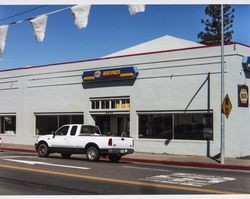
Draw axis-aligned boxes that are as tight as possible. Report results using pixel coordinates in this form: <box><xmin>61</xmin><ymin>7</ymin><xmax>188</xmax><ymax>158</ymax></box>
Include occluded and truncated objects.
<box><xmin>0</xmin><ymin>150</ymin><xmax>249</xmax><ymax>195</ymax></box>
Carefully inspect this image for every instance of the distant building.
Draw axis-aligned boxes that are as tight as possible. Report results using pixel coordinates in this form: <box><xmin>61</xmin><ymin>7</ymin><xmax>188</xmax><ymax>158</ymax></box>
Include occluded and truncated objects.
<box><xmin>0</xmin><ymin>35</ymin><xmax>250</xmax><ymax>157</ymax></box>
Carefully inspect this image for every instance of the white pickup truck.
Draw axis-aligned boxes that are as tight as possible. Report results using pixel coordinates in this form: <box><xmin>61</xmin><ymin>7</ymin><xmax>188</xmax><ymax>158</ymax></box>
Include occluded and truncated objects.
<box><xmin>35</xmin><ymin>124</ymin><xmax>134</xmax><ymax>162</ymax></box>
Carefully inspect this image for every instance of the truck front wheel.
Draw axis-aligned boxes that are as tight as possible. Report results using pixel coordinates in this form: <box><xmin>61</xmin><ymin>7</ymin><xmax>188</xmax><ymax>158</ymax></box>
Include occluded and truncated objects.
<box><xmin>37</xmin><ymin>143</ymin><xmax>49</xmax><ymax>157</ymax></box>
<box><xmin>86</xmin><ymin>146</ymin><xmax>100</xmax><ymax>162</ymax></box>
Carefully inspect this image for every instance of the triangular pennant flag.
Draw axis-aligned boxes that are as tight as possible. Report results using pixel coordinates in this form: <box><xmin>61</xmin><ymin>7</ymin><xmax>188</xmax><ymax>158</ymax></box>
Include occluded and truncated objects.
<box><xmin>71</xmin><ymin>5</ymin><xmax>91</xmax><ymax>29</ymax></box>
<box><xmin>30</xmin><ymin>14</ymin><xmax>48</xmax><ymax>42</ymax></box>
<box><xmin>128</xmin><ymin>5</ymin><xmax>146</xmax><ymax>15</ymax></box>
<box><xmin>0</xmin><ymin>25</ymin><xmax>9</xmax><ymax>55</ymax></box>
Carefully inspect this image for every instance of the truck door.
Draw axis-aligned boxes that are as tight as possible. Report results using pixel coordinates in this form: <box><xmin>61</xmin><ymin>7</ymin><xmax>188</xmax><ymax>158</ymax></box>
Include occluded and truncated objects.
<box><xmin>50</xmin><ymin>125</ymin><xmax>70</xmax><ymax>148</ymax></box>
<box><xmin>66</xmin><ymin>125</ymin><xmax>78</xmax><ymax>147</ymax></box>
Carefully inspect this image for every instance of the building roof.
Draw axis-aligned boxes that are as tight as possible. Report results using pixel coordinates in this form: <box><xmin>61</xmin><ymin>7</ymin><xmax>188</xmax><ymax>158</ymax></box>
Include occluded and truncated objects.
<box><xmin>104</xmin><ymin>35</ymin><xmax>205</xmax><ymax>57</ymax></box>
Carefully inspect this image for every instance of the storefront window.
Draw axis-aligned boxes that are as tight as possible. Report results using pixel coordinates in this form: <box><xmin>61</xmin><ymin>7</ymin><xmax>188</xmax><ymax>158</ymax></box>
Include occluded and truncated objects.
<box><xmin>90</xmin><ymin>97</ymin><xmax>130</xmax><ymax>111</ymax></box>
<box><xmin>138</xmin><ymin>113</ymin><xmax>213</xmax><ymax>140</ymax></box>
<box><xmin>71</xmin><ymin>115</ymin><xmax>84</xmax><ymax>124</ymax></box>
<box><xmin>91</xmin><ymin>100</ymin><xmax>100</xmax><ymax>109</ymax></box>
<box><xmin>101</xmin><ymin>100</ymin><xmax>110</xmax><ymax>109</ymax></box>
<box><xmin>36</xmin><ymin>115</ymin><xmax>57</xmax><ymax>135</ymax></box>
<box><xmin>139</xmin><ymin>114</ymin><xmax>173</xmax><ymax>139</ymax></box>
<box><xmin>35</xmin><ymin>114</ymin><xmax>83</xmax><ymax>135</ymax></box>
<box><xmin>0</xmin><ymin>116</ymin><xmax>16</xmax><ymax>135</ymax></box>
<box><xmin>174</xmin><ymin>113</ymin><xmax>213</xmax><ymax>140</ymax></box>
<box><xmin>59</xmin><ymin>115</ymin><xmax>70</xmax><ymax>127</ymax></box>
<box><xmin>111</xmin><ymin>100</ymin><xmax>116</xmax><ymax>109</ymax></box>
<box><xmin>115</xmin><ymin>100</ymin><xmax>121</xmax><ymax>109</ymax></box>
<box><xmin>121</xmin><ymin>99</ymin><xmax>130</xmax><ymax>109</ymax></box>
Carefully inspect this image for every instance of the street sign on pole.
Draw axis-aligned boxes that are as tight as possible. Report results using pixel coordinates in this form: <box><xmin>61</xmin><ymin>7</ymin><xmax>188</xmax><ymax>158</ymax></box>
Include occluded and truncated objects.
<box><xmin>221</xmin><ymin>94</ymin><xmax>232</xmax><ymax>119</ymax></box>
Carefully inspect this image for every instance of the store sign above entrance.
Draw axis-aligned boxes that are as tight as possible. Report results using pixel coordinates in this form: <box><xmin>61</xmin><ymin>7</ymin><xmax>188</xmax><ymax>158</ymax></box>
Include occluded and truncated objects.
<box><xmin>82</xmin><ymin>66</ymin><xmax>138</xmax><ymax>83</ymax></box>
<box><xmin>242</xmin><ymin>56</ymin><xmax>250</xmax><ymax>71</ymax></box>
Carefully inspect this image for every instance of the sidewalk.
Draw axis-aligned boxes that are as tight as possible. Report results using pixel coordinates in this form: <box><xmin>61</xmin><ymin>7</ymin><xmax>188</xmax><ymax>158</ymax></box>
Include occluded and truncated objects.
<box><xmin>1</xmin><ymin>143</ymin><xmax>250</xmax><ymax>171</ymax></box>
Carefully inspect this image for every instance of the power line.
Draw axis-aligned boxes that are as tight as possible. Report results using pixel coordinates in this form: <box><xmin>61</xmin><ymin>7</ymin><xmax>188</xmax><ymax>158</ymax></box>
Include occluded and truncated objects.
<box><xmin>0</xmin><ymin>5</ymin><xmax>73</xmax><ymax>26</ymax></box>
<box><xmin>0</xmin><ymin>5</ymin><xmax>47</xmax><ymax>23</ymax></box>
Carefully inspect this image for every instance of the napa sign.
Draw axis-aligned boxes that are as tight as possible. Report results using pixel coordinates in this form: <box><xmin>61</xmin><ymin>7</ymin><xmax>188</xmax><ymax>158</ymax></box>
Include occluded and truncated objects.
<box><xmin>82</xmin><ymin>66</ymin><xmax>138</xmax><ymax>83</ymax></box>
<box><xmin>242</xmin><ymin>56</ymin><xmax>250</xmax><ymax>71</ymax></box>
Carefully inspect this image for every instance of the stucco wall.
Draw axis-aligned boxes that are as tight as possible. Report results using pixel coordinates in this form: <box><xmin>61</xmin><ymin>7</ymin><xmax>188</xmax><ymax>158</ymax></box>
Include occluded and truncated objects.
<box><xmin>0</xmin><ymin>43</ymin><xmax>250</xmax><ymax>157</ymax></box>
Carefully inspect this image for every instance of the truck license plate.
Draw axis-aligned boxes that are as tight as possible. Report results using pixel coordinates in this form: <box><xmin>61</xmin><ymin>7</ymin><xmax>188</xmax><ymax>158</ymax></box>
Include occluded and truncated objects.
<box><xmin>120</xmin><ymin>149</ymin><xmax>127</xmax><ymax>153</ymax></box>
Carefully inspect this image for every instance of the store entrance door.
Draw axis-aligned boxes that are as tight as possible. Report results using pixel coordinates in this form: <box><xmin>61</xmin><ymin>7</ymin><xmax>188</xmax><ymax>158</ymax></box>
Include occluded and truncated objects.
<box><xmin>117</xmin><ymin>116</ymin><xmax>130</xmax><ymax>137</ymax></box>
<box><xmin>93</xmin><ymin>114</ymin><xmax>130</xmax><ymax>136</ymax></box>
<box><xmin>94</xmin><ymin>115</ymin><xmax>111</xmax><ymax>135</ymax></box>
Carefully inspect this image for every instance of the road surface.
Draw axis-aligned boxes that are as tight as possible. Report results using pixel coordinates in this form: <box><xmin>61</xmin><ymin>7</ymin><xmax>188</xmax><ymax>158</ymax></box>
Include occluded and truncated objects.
<box><xmin>0</xmin><ymin>150</ymin><xmax>249</xmax><ymax>195</ymax></box>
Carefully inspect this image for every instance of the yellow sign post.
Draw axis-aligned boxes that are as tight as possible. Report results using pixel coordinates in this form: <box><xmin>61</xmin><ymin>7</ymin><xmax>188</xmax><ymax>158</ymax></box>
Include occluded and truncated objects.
<box><xmin>221</xmin><ymin>94</ymin><xmax>232</xmax><ymax>119</ymax></box>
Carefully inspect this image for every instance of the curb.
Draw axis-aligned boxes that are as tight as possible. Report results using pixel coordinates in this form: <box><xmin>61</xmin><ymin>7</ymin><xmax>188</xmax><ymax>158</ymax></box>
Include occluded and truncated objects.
<box><xmin>122</xmin><ymin>157</ymin><xmax>250</xmax><ymax>171</ymax></box>
<box><xmin>1</xmin><ymin>146</ymin><xmax>250</xmax><ymax>171</ymax></box>
<box><xmin>0</xmin><ymin>147</ymin><xmax>36</xmax><ymax>153</ymax></box>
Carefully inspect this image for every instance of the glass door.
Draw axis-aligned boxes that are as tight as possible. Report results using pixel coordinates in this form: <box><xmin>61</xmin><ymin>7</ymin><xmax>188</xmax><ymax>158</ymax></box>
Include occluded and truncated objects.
<box><xmin>117</xmin><ymin>115</ymin><xmax>130</xmax><ymax>137</ymax></box>
<box><xmin>94</xmin><ymin>115</ymin><xmax>111</xmax><ymax>135</ymax></box>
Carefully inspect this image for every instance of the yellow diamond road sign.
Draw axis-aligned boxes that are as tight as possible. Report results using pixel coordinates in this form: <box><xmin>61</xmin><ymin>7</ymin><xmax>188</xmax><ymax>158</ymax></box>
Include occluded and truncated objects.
<box><xmin>221</xmin><ymin>94</ymin><xmax>232</xmax><ymax>119</ymax></box>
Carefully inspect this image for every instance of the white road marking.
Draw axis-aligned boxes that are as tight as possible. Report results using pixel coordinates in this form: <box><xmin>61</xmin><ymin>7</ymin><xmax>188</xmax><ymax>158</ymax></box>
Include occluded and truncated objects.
<box><xmin>123</xmin><ymin>165</ymin><xmax>169</xmax><ymax>172</ymax></box>
<box><xmin>3</xmin><ymin>159</ymin><xmax>90</xmax><ymax>170</ymax></box>
<box><xmin>142</xmin><ymin>173</ymin><xmax>236</xmax><ymax>187</ymax></box>
<box><xmin>0</xmin><ymin>156</ymin><xmax>34</xmax><ymax>159</ymax></box>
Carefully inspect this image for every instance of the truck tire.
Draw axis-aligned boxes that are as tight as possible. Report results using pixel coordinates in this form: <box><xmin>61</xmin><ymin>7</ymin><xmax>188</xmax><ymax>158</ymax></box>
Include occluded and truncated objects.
<box><xmin>37</xmin><ymin>143</ymin><xmax>49</xmax><ymax>157</ymax></box>
<box><xmin>86</xmin><ymin>146</ymin><xmax>100</xmax><ymax>162</ymax></box>
<box><xmin>61</xmin><ymin>153</ymin><xmax>71</xmax><ymax>159</ymax></box>
<box><xmin>108</xmin><ymin>154</ymin><xmax>121</xmax><ymax>163</ymax></box>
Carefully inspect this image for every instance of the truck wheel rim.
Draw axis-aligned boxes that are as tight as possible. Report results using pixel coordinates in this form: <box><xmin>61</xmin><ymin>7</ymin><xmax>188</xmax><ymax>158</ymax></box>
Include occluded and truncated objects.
<box><xmin>88</xmin><ymin>149</ymin><xmax>96</xmax><ymax>159</ymax></box>
<box><xmin>39</xmin><ymin>145</ymin><xmax>46</xmax><ymax>155</ymax></box>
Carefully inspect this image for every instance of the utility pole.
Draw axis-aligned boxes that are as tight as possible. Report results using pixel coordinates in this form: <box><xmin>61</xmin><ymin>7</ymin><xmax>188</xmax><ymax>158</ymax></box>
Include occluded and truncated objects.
<box><xmin>220</xmin><ymin>4</ymin><xmax>225</xmax><ymax>164</ymax></box>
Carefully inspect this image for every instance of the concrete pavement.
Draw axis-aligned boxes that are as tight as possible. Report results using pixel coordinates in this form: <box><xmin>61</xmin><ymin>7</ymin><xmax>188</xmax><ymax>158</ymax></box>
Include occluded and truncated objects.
<box><xmin>0</xmin><ymin>143</ymin><xmax>250</xmax><ymax>171</ymax></box>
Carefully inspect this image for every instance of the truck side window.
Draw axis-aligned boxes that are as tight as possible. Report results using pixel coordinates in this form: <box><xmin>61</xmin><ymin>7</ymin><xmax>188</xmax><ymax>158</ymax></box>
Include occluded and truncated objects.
<box><xmin>79</xmin><ymin>126</ymin><xmax>90</xmax><ymax>136</ymax></box>
<box><xmin>70</xmin><ymin>126</ymin><xmax>77</xmax><ymax>136</ymax></box>
<box><xmin>56</xmin><ymin>126</ymin><xmax>69</xmax><ymax>136</ymax></box>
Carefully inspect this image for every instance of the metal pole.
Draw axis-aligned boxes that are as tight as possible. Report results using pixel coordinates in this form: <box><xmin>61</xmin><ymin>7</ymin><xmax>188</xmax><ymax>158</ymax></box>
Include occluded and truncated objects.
<box><xmin>220</xmin><ymin>4</ymin><xmax>225</xmax><ymax>164</ymax></box>
<box><xmin>208</xmin><ymin>72</ymin><xmax>210</xmax><ymax>113</ymax></box>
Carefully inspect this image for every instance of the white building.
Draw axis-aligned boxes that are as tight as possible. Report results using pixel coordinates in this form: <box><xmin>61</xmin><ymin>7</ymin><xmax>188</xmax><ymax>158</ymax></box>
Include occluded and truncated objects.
<box><xmin>0</xmin><ymin>35</ymin><xmax>250</xmax><ymax>158</ymax></box>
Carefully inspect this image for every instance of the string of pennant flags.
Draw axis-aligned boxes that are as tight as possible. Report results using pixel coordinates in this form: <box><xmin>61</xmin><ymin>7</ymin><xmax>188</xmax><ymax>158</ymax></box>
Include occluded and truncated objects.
<box><xmin>0</xmin><ymin>4</ymin><xmax>146</xmax><ymax>56</ymax></box>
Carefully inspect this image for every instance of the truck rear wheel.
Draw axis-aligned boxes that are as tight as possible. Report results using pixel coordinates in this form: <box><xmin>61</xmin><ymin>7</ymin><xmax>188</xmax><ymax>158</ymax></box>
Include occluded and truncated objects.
<box><xmin>37</xmin><ymin>143</ymin><xmax>49</xmax><ymax>157</ymax></box>
<box><xmin>86</xmin><ymin>146</ymin><xmax>100</xmax><ymax>162</ymax></box>
<box><xmin>108</xmin><ymin>154</ymin><xmax>121</xmax><ymax>163</ymax></box>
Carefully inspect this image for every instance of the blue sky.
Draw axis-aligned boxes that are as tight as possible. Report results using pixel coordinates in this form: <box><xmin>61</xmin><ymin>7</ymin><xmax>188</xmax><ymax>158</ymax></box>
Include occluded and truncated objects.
<box><xmin>0</xmin><ymin>4</ymin><xmax>250</xmax><ymax>70</ymax></box>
